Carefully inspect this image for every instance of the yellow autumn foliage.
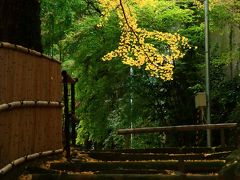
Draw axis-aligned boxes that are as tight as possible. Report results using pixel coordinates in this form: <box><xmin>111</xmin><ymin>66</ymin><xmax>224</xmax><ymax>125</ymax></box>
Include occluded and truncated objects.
<box><xmin>98</xmin><ymin>0</ymin><xmax>190</xmax><ymax>80</ymax></box>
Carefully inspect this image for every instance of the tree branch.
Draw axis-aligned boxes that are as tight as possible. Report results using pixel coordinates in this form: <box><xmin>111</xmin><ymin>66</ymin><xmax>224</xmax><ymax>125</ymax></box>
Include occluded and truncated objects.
<box><xmin>119</xmin><ymin>0</ymin><xmax>159</xmax><ymax>69</ymax></box>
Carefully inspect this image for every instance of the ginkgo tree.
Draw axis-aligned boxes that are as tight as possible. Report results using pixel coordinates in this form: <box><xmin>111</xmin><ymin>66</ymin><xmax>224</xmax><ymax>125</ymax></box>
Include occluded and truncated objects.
<box><xmin>98</xmin><ymin>0</ymin><xmax>191</xmax><ymax>80</ymax></box>
<box><xmin>41</xmin><ymin>0</ymin><xmax>205</xmax><ymax>148</ymax></box>
<box><xmin>40</xmin><ymin>0</ymin><xmax>240</xmax><ymax>148</ymax></box>
<box><xmin>56</xmin><ymin>0</ymin><xmax>199</xmax><ymax>148</ymax></box>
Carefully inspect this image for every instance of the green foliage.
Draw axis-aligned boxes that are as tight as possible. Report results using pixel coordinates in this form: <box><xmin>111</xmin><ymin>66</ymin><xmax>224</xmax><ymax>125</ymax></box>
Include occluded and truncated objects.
<box><xmin>209</xmin><ymin>1</ymin><xmax>240</xmax><ymax>128</ymax></box>
<box><xmin>211</xmin><ymin>1</ymin><xmax>240</xmax><ymax>30</ymax></box>
<box><xmin>61</xmin><ymin>13</ymin><xmax>131</xmax><ymax>146</ymax></box>
<box><xmin>40</xmin><ymin>0</ymin><xmax>205</xmax><ymax>149</ymax></box>
<box><xmin>40</xmin><ymin>0</ymin><xmax>240</xmax><ymax>149</ymax></box>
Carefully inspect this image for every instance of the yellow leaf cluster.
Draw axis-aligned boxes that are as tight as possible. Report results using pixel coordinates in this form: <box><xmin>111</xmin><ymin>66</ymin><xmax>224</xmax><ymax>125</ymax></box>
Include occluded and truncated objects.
<box><xmin>98</xmin><ymin>0</ymin><xmax>190</xmax><ymax>80</ymax></box>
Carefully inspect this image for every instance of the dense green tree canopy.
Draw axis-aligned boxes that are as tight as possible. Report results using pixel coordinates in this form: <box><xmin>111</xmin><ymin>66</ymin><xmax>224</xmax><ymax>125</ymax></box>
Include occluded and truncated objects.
<box><xmin>40</xmin><ymin>0</ymin><xmax>240</xmax><ymax>148</ymax></box>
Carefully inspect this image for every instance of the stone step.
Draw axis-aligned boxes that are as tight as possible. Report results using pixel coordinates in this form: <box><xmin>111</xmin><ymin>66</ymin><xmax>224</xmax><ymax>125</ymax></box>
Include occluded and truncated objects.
<box><xmin>31</xmin><ymin>173</ymin><xmax>219</xmax><ymax>180</ymax></box>
<box><xmin>50</xmin><ymin>160</ymin><xmax>226</xmax><ymax>173</ymax></box>
<box><xmin>87</xmin><ymin>151</ymin><xmax>231</xmax><ymax>161</ymax></box>
<box><xmin>85</xmin><ymin>147</ymin><xmax>234</xmax><ymax>154</ymax></box>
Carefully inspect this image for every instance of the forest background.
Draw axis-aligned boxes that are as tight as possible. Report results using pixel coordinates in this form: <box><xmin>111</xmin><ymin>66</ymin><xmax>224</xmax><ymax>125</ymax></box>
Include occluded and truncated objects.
<box><xmin>40</xmin><ymin>0</ymin><xmax>240</xmax><ymax>149</ymax></box>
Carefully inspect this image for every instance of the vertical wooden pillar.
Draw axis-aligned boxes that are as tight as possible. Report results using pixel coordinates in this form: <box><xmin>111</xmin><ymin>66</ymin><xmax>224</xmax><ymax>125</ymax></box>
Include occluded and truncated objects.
<box><xmin>220</xmin><ymin>129</ymin><xmax>226</xmax><ymax>147</ymax></box>
<box><xmin>237</xmin><ymin>127</ymin><xmax>240</xmax><ymax>149</ymax></box>
<box><xmin>125</xmin><ymin>134</ymin><xmax>131</xmax><ymax>149</ymax></box>
<box><xmin>62</xmin><ymin>71</ymin><xmax>70</xmax><ymax>160</ymax></box>
<box><xmin>71</xmin><ymin>79</ymin><xmax>78</xmax><ymax>146</ymax></box>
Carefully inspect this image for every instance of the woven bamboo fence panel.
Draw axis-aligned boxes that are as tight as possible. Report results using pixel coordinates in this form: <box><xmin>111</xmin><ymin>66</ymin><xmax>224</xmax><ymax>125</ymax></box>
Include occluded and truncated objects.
<box><xmin>0</xmin><ymin>42</ymin><xmax>62</xmax><ymax>168</ymax></box>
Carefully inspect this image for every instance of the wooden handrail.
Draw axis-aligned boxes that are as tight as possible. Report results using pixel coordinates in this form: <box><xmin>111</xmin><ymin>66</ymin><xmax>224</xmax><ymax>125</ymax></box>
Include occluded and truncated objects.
<box><xmin>62</xmin><ymin>71</ymin><xmax>78</xmax><ymax>84</ymax></box>
<box><xmin>117</xmin><ymin>123</ymin><xmax>237</xmax><ymax>135</ymax></box>
<box><xmin>62</xmin><ymin>70</ymin><xmax>78</xmax><ymax>159</ymax></box>
<box><xmin>118</xmin><ymin>123</ymin><xmax>238</xmax><ymax>148</ymax></box>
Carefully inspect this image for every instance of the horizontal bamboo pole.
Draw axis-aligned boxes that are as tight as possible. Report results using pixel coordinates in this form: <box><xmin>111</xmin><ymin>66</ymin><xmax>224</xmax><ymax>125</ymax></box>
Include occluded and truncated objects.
<box><xmin>117</xmin><ymin>123</ymin><xmax>237</xmax><ymax>135</ymax></box>
<box><xmin>0</xmin><ymin>100</ymin><xmax>63</xmax><ymax>112</ymax></box>
<box><xmin>0</xmin><ymin>149</ymin><xmax>63</xmax><ymax>175</ymax></box>
<box><xmin>0</xmin><ymin>41</ymin><xmax>61</xmax><ymax>64</ymax></box>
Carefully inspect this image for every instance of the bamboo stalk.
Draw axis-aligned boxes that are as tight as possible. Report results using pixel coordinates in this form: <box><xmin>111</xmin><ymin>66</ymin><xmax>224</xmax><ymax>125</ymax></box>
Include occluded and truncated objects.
<box><xmin>0</xmin><ymin>101</ymin><xmax>63</xmax><ymax>112</ymax></box>
<box><xmin>42</xmin><ymin>150</ymin><xmax>54</xmax><ymax>156</ymax></box>
<box><xmin>117</xmin><ymin>123</ymin><xmax>237</xmax><ymax>135</ymax></box>
<box><xmin>0</xmin><ymin>149</ymin><xmax>63</xmax><ymax>175</ymax></box>
<box><xmin>12</xmin><ymin>157</ymin><xmax>26</xmax><ymax>166</ymax></box>
<box><xmin>27</xmin><ymin>153</ymin><xmax>40</xmax><ymax>160</ymax></box>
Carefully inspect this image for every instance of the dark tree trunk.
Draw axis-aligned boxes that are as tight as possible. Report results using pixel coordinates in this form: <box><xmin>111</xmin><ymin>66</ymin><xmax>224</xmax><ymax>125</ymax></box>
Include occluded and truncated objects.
<box><xmin>0</xmin><ymin>0</ymin><xmax>42</xmax><ymax>52</ymax></box>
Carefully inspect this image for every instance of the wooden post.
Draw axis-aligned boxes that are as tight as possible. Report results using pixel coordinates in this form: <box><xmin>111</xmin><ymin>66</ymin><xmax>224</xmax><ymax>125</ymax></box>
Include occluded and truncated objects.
<box><xmin>125</xmin><ymin>135</ymin><xmax>131</xmax><ymax>149</ymax></box>
<box><xmin>237</xmin><ymin>127</ymin><xmax>240</xmax><ymax>149</ymax></box>
<box><xmin>71</xmin><ymin>79</ymin><xmax>78</xmax><ymax>146</ymax></box>
<box><xmin>220</xmin><ymin>129</ymin><xmax>226</xmax><ymax>147</ymax></box>
<box><xmin>62</xmin><ymin>71</ymin><xmax>70</xmax><ymax>160</ymax></box>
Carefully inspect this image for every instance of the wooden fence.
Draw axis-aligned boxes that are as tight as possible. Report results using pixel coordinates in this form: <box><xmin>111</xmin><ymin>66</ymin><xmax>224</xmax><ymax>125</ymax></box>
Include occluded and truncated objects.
<box><xmin>0</xmin><ymin>42</ymin><xmax>62</xmax><ymax>169</ymax></box>
<box><xmin>118</xmin><ymin>123</ymin><xmax>238</xmax><ymax>148</ymax></box>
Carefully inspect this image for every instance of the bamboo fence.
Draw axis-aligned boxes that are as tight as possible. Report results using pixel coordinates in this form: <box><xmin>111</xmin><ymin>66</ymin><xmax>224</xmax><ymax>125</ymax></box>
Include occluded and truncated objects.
<box><xmin>0</xmin><ymin>42</ymin><xmax>63</xmax><ymax>169</ymax></box>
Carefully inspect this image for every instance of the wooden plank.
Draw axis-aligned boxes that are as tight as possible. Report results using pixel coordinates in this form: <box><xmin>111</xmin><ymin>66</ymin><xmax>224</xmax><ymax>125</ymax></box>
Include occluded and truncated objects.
<box><xmin>43</xmin><ymin>59</ymin><xmax>49</xmax><ymax>100</ymax></box>
<box><xmin>54</xmin><ymin>107</ymin><xmax>63</xmax><ymax>150</ymax></box>
<box><xmin>8</xmin><ymin>110</ymin><xmax>18</xmax><ymax>164</ymax></box>
<box><xmin>50</xmin><ymin>60</ymin><xmax>59</xmax><ymax>101</ymax></box>
<box><xmin>46</xmin><ymin>107</ymin><xmax>53</xmax><ymax>151</ymax></box>
<box><xmin>18</xmin><ymin>108</ymin><xmax>26</xmax><ymax>158</ymax></box>
<box><xmin>31</xmin><ymin>106</ymin><xmax>37</xmax><ymax>154</ymax></box>
<box><xmin>28</xmin><ymin>55</ymin><xmax>36</xmax><ymax>154</ymax></box>
<box><xmin>45</xmin><ymin>60</ymin><xmax>62</xmax><ymax>150</ymax></box>
<box><xmin>0</xmin><ymin>49</ymin><xmax>6</xmax><ymax>104</ymax></box>
<box><xmin>0</xmin><ymin>113</ymin><xmax>9</xmax><ymax>168</ymax></box>
<box><xmin>33</xmin><ymin>107</ymin><xmax>40</xmax><ymax>153</ymax></box>
<box><xmin>19</xmin><ymin>52</ymin><xmax>31</xmax><ymax>157</ymax></box>
<box><xmin>25</xmin><ymin>51</ymin><xmax>34</xmax><ymax>100</ymax></box>
<box><xmin>117</xmin><ymin>123</ymin><xmax>238</xmax><ymax>135</ymax></box>
<box><xmin>35</xmin><ymin>55</ymin><xmax>42</xmax><ymax>100</ymax></box>
<box><xmin>4</xmin><ymin>52</ymin><xmax>18</xmax><ymax>162</ymax></box>
<box><xmin>5</xmin><ymin>49</ymin><xmax>15</xmax><ymax>102</ymax></box>
<box><xmin>39</xmin><ymin>107</ymin><xmax>46</xmax><ymax>152</ymax></box>
<box><xmin>52</xmin><ymin>62</ymin><xmax>62</xmax><ymax>102</ymax></box>
<box><xmin>26</xmin><ymin>107</ymin><xmax>34</xmax><ymax>155</ymax></box>
<box><xmin>13</xmin><ymin>50</ymin><xmax>23</xmax><ymax>102</ymax></box>
<box><xmin>37</xmin><ymin>57</ymin><xmax>45</xmax><ymax>100</ymax></box>
<box><xmin>56</xmin><ymin>64</ymin><xmax>62</xmax><ymax>102</ymax></box>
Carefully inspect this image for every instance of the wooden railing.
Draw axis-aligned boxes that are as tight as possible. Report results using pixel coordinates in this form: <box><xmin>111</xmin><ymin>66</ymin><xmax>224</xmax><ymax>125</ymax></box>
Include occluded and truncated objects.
<box><xmin>117</xmin><ymin>123</ymin><xmax>238</xmax><ymax>148</ymax></box>
<box><xmin>62</xmin><ymin>71</ymin><xmax>78</xmax><ymax>159</ymax></box>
